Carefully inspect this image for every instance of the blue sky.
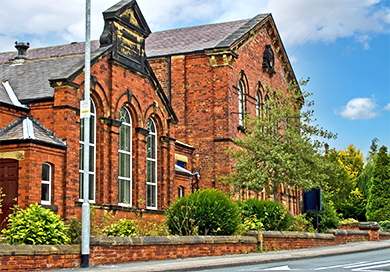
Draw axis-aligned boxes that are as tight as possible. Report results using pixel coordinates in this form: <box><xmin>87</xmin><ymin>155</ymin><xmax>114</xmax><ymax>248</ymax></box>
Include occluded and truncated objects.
<box><xmin>0</xmin><ymin>0</ymin><xmax>389</xmax><ymax>159</ymax></box>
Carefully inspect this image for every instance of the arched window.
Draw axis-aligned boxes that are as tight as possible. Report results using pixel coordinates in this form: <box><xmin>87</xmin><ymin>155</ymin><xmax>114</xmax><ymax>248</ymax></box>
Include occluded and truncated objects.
<box><xmin>41</xmin><ymin>163</ymin><xmax>51</xmax><ymax>205</ymax></box>
<box><xmin>118</xmin><ymin>107</ymin><xmax>132</xmax><ymax>206</ymax></box>
<box><xmin>178</xmin><ymin>186</ymin><xmax>184</xmax><ymax>198</ymax></box>
<box><xmin>238</xmin><ymin>80</ymin><xmax>245</xmax><ymax>126</ymax></box>
<box><xmin>146</xmin><ymin>118</ymin><xmax>157</xmax><ymax>209</ymax></box>
<box><xmin>79</xmin><ymin>99</ymin><xmax>96</xmax><ymax>202</ymax></box>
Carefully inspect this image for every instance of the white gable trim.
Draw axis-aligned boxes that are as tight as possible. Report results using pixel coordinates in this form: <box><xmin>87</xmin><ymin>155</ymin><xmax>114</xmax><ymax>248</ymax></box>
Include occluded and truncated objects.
<box><xmin>23</xmin><ymin>117</ymin><xmax>35</xmax><ymax>140</ymax></box>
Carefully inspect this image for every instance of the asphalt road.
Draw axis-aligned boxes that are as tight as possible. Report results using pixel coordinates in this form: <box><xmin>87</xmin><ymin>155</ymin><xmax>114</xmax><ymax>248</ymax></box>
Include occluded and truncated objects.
<box><xmin>201</xmin><ymin>248</ymin><xmax>390</xmax><ymax>272</ymax></box>
<box><xmin>50</xmin><ymin>239</ymin><xmax>390</xmax><ymax>272</ymax></box>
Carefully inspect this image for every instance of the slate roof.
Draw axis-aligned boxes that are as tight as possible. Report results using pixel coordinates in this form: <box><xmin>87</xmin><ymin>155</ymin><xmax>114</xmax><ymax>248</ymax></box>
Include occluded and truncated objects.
<box><xmin>0</xmin><ymin>41</ymin><xmax>101</xmax><ymax>65</ymax></box>
<box><xmin>145</xmin><ymin>14</ymin><xmax>269</xmax><ymax>57</ymax></box>
<box><xmin>0</xmin><ymin>116</ymin><xmax>67</xmax><ymax>149</ymax></box>
<box><xmin>0</xmin><ymin>44</ymin><xmax>110</xmax><ymax>105</ymax></box>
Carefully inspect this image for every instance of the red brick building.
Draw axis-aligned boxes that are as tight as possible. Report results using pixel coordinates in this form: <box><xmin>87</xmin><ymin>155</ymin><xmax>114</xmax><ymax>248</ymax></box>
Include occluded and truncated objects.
<box><xmin>146</xmin><ymin>12</ymin><xmax>300</xmax><ymax>211</ymax></box>
<box><xmin>0</xmin><ymin>0</ymin><xmax>300</xmax><ymax>226</ymax></box>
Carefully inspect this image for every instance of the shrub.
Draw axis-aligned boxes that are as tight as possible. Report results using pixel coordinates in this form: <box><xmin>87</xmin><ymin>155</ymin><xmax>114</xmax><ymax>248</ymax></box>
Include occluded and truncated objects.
<box><xmin>1</xmin><ymin>203</ymin><xmax>70</xmax><ymax>245</ymax></box>
<box><xmin>135</xmin><ymin>215</ymin><xmax>170</xmax><ymax>236</ymax></box>
<box><xmin>103</xmin><ymin>218</ymin><xmax>139</xmax><ymax>237</ymax></box>
<box><xmin>307</xmin><ymin>198</ymin><xmax>341</xmax><ymax>233</ymax></box>
<box><xmin>289</xmin><ymin>214</ymin><xmax>315</xmax><ymax>232</ymax></box>
<box><xmin>339</xmin><ymin>218</ymin><xmax>359</xmax><ymax>224</ymax></box>
<box><xmin>65</xmin><ymin>216</ymin><xmax>82</xmax><ymax>243</ymax></box>
<box><xmin>239</xmin><ymin>198</ymin><xmax>293</xmax><ymax>231</ymax></box>
<box><xmin>241</xmin><ymin>215</ymin><xmax>264</xmax><ymax>233</ymax></box>
<box><xmin>166</xmin><ymin>189</ymin><xmax>241</xmax><ymax>236</ymax></box>
<box><xmin>379</xmin><ymin>221</ymin><xmax>390</xmax><ymax>231</ymax></box>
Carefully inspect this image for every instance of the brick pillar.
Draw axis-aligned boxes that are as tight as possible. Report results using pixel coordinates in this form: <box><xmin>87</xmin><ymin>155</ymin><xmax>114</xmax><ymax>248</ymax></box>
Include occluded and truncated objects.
<box><xmin>359</xmin><ymin>222</ymin><xmax>380</xmax><ymax>241</ymax></box>
<box><xmin>52</xmin><ymin>84</ymin><xmax>79</xmax><ymax>218</ymax></box>
<box><xmin>99</xmin><ymin>118</ymin><xmax>121</xmax><ymax>205</ymax></box>
<box><xmin>134</xmin><ymin>127</ymin><xmax>148</xmax><ymax>208</ymax></box>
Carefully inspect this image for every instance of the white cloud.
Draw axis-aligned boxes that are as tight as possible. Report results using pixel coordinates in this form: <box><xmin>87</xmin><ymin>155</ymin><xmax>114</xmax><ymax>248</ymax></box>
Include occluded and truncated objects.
<box><xmin>384</xmin><ymin>103</ymin><xmax>390</xmax><ymax>111</ymax></box>
<box><xmin>266</xmin><ymin>0</ymin><xmax>389</xmax><ymax>47</ymax></box>
<box><xmin>335</xmin><ymin>97</ymin><xmax>380</xmax><ymax>120</ymax></box>
<box><xmin>0</xmin><ymin>0</ymin><xmax>388</xmax><ymax>52</ymax></box>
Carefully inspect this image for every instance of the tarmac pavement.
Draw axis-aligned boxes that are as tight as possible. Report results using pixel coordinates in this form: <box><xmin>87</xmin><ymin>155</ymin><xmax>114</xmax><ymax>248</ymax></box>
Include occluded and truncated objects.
<box><xmin>51</xmin><ymin>239</ymin><xmax>390</xmax><ymax>272</ymax></box>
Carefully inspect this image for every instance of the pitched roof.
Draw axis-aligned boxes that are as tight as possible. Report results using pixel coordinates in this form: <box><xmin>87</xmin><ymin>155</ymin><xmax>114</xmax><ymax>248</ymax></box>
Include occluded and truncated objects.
<box><xmin>0</xmin><ymin>44</ymin><xmax>110</xmax><ymax>105</ymax></box>
<box><xmin>0</xmin><ymin>116</ymin><xmax>67</xmax><ymax>149</ymax></box>
<box><xmin>0</xmin><ymin>41</ymin><xmax>101</xmax><ymax>65</ymax></box>
<box><xmin>145</xmin><ymin>14</ymin><xmax>269</xmax><ymax>57</ymax></box>
<box><xmin>0</xmin><ymin>14</ymin><xmax>271</xmax><ymax>105</ymax></box>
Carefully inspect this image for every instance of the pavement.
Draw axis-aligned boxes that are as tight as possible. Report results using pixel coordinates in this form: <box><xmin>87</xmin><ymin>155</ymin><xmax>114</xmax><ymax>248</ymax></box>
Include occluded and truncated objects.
<box><xmin>52</xmin><ymin>239</ymin><xmax>390</xmax><ymax>272</ymax></box>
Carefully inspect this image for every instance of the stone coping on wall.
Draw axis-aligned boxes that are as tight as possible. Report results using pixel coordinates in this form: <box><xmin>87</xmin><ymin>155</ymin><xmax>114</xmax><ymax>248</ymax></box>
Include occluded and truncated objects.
<box><xmin>380</xmin><ymin>232</ymin><xmax>390</xmax><ymax>237</ymax></box>
<box><xmin>0</xmin><ymin>244</ymin><xmax>80</xmax><ymax>256</ymax></box>
<box><xmin>89</xmin><ymin>235</ymin><xmax>257</xmax><ymax>246</ymax></box>
<box><xmin>325</xmin><ymin>229</ymin><xmax>369</xmax><ymax>236</ymax></box>
<box><xmin>247</xmin><ymin>230</ymin><xmax>335</xmax><ymax>241</ymax></box>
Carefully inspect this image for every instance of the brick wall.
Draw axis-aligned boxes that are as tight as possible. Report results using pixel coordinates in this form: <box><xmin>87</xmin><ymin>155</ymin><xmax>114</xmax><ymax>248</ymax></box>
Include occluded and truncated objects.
<box><xmin>148</xmin><ymin>18</ymin><xmax>302</xmax><ymax>215</ymax></box>
<box><xmin>1</xmin><ymin>229</ymin><xmax>388</xmax><ymax>271</ymax></box>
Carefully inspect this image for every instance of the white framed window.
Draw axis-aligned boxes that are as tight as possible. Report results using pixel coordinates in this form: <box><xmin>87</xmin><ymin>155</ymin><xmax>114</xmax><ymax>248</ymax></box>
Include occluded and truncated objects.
<box><xmin>118</xmin><ymin>107</ymin><xmax>132</xmax><ymax>206</ymax></box>
<box><xmin>238</xmin><ymin>80</ymin><xmax>245</xmax><ymax>126</ymax></box>
<box><xmin>146</xmin><ymin>118</ymin><xmax>157</xmax><ymax>209</ymax></box>
<box><xmin>79</xmin><ymin>99</ymin><xmax>96</xmax><ymax>202</ymax></box>
<box><xmin>41</xmin><ymin>163</ymin><xmax>51</xmax><ymax>205</ymax></box>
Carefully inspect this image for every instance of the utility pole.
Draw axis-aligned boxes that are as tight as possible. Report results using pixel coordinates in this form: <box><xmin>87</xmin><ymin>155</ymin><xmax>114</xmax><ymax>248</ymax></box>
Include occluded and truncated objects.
<box><xmin>81</xmin><ymin>0</ymin><xmax>91</xmax><ymax>268</ymax></box>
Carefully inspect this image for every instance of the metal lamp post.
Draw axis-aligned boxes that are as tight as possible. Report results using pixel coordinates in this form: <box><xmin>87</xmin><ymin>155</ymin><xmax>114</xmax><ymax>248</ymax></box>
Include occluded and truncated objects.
<box><xmin>81</xmin><ymin>0</ymin><xmax>91</xmax><ymax>267</ymax></box>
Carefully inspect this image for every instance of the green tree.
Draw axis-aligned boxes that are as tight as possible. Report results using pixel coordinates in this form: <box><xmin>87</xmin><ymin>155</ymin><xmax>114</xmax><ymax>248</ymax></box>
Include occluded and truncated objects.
<box><xmin>332</xmin><ymin>144</ymin><xmax>366</xmax><ymax>220</ymax></box>
<box><xmin>221</xmin><ymin>80</ymin><xmax>336</xmax><ymax>200</ymax></box>
<box><xmin>366</xmin><ymin>146</ymin><xmax>390</xmax><ymax>222</ymax></box>
<box><xmin>357</xmin><ymin>138</ymin><xmax>380</xmax><ymax>201</ymax></box>
<box><xmin>321</xmin><ymin>147</ymin><xmax>350</xmax><ymax>207</ymax></box>
<box><xmin>338</xmin><ymin>144</ymin><xmax>364</xmax><ymax>186</ymax></box>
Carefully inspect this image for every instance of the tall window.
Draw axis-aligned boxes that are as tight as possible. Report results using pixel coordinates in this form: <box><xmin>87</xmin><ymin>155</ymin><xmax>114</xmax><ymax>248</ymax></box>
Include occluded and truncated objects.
<box><xmin>238</xmin><ymin>80</ymin><xmax>245</xmax><ymax>126</ymax></box>
<box><xmin>41</xmin><ymin>163</ymin><xmax>51</xmax><ymax>205</ymax></box>
<box><xmin>79</xmin><ymin>100</ymin><xmax>96</xmax><ymax>202</ymax></box>
<box><xmin>264</xmin><ymin>94</ymin><xmax>269</xmax><ymax>117</ymax></box>
<box><xmin>146</xmin><ymin>118</ymin><xmax>157</xmax><ymax>209</ymax></box>
<box><xmin>256</xmin><ymin>91</ymin><xmax>262</xmax><ymax>117</ymax></box>
<box><xmin>118</xmin><ymin>107</ymin><xmax>132</xmax><ymax>206</ymax></box>
<box><xmin>263</xmin><ymin>94</ymin><xmax>270</xmax><ymax>132</ymax></box>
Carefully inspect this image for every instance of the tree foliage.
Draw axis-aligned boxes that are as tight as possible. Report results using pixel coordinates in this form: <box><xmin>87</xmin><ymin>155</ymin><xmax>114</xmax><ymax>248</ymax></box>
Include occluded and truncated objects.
<box><xmin>321</xmin><ymin>148</ymin><xmax>350</xmax><ymax>206</ymax></box>
<box><xmin>221</xmin><ymin>80</ymin><xmax>337</xmax><ymax>200</ymax></box>
<box><xmin>366</xmin><ymin>146</ymin><xmax>390</xmax><ymax>222</ymax></box>
<box><xmin>338</xmin><ymin>144</ymin><xmax>363</xmax><ymax>184</ymax></box>
<box><xmin>329</xmin><ymin>144</ymin><xmax>366</xmax><ymax>220</ymax></box>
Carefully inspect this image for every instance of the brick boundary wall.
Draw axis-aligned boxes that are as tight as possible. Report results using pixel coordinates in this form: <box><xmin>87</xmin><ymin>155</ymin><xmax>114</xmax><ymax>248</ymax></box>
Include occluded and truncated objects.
<box><xmin>1</xmin><ymin>229</ymin><xmax>389</xmax><ymax>271</ymax></box>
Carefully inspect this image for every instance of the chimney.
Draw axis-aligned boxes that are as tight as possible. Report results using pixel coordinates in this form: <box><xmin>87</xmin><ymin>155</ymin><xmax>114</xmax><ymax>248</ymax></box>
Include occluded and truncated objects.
<box><xmin>15</xmin><ymin>41</ymin><xmax>30</xmax><ymax>59</ymax></box>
